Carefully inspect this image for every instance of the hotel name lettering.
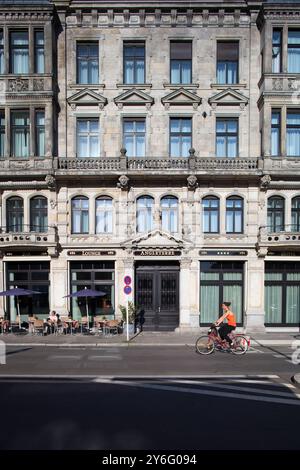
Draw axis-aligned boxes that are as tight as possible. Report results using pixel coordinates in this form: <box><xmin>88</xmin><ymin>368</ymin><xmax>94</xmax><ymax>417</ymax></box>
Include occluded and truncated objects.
<box><xmin>134</xmin><ymin>249</ymin><xmax>182</xmax><ymax>256</ymax></box>
<box><xmin>67</xmin><ymin>250</ymin><xmax>116</xmax><ymax>256</ymax></box>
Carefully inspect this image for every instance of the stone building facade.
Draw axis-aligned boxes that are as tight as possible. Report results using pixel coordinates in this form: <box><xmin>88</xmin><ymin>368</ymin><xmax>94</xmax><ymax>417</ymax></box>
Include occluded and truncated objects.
<box><xmin>0</xmin><ymin>0</ymin><xmax>300</xmax><ymax>332</ymax></box>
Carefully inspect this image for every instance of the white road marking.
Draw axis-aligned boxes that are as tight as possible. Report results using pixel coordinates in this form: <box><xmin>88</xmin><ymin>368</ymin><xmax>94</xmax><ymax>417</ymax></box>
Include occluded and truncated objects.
<box><xmin>168</xmin><ymin>379</ymin><xmax>298</xmax><ymax>398</ymax></box>
<box><xmin>47</xmin><ymin>355</ymin><xmax>82</xmax><ymax>360</ymax></box>
<box><xmin>93</xmin><ymin>379</ymin><xmax>300</xmax><ymax>407</ymax></box>
<box><xmin>88</xmin><ymin>355</ymin><xmax>121</xmax><ymax>361</ymax></box>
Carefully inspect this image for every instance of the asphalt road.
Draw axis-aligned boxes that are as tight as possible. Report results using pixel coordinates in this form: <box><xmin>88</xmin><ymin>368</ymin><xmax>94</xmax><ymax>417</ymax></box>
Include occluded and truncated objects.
<box><xmin>0</xmin><ymin>345</ymin><xmax>299</xmax><ymax>450</ymax></box>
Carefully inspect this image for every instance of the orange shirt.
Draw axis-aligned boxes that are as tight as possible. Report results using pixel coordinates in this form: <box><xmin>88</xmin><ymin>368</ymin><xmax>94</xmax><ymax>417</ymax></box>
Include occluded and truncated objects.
<box><xmin>227</xmin><ymin>312</ymin><xmax>236</xmax><ymax>327</ymax></box>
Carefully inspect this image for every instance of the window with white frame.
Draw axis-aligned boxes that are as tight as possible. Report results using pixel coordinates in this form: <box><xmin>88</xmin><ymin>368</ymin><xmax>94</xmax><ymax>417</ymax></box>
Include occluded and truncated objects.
<box><xmin>288</xmin><ymin>30</ymin><xmax>300</xmax><ymax>73</ymax></box>
<box><xmin>136</xmin><ymin>196</ymin><xmax>154</xmax><ymax>233</ymax></box>
<box><xmin>123</xmin><ymin>42</ymin><xmax>145</xmax><ymax>84</ymax></box>
<box><xmin>287</xmin><ymin>110</ymin><xmax>300</xmax><ymax>157</ymax></box>
<box><xmin>170</xmin><ymin>41</ymin><xmax>192</xmax><ymax>85</ymax></box>
<box><xmin>217</xmin><ymin>41</ymin><xmax>239</xmax><ymax>85</ymax></box>
<box><xmin>71</xmin><ymin>196</ymin><xmax>89</xmax><ymax>234</ymax></box>
<box><xmin>226</xmin><ymin>196</ymin><xmax>243</xmax><ymax>234</ymax></box>
<box><xmin>203</xmin><ymin>196</ymin><xmax>220</xmax><ymax>233</ymax></box>
<box><xmin>77</xmin><ymin>118</ymin><xmax>100</xmax><ymax>158</ymax></box>
<box><xmin>123</xmin><ymin>118</ymin><xmax>145</xmax><ymax>157</ymax></box>
<box><xmin>170</xmin><ymin>117</ymin><xmax>192</xmax><ymax>157</ymax></box>
<box><xmin>161</xmin><ymin>196</ymin><xmax>178</xmax><ymax>234</ymax></box>
<box><xmin>95</xmin><ymin>197</ymin><xmax>113</xmax><ymax>234</ymax></box>
<box><xmin>30</xmin><ymin>196</ymin><xmax>48</xmax><ymax>232</ymax></box>
<box><xmin>34</xmin><ymin>30</ymin><xmax>44</xmax><ymax>74</ymax></box>
<box><xmin>11</xmin><ymin>111</ymin><xmax>30</xmax><ymax>157</ymax></box>
<box><xmin>77</xmin><ymin>42</ymin><xmax>99</xmax><ymax>84</ymax></box>
<box><xmin>10</xmin><ymin>31</ymin><xmax>29</xmax><ymax>74</ymax></box>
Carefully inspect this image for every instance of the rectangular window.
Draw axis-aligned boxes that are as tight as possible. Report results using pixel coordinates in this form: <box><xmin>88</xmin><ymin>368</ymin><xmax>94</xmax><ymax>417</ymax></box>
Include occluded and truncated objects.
<box><xmin>123</xmin><ymin>42</ymin><xmax>145</xmax><ymax>84</ymax></box>
<box><xmin>77</xmin><ymin>42</ymin><xmax>99</xmax><ymax>84</ymax></box>
<box><xmin>123</xmin><ymin>119</ymin><xmax>145</xmax><ymax>157</ymax></box>
<box><xmin>0</xmin><ymin>30</ymin><xmax>4</xmax><ymax>74</ymax></box>
<box><xmin>216</xmin><ymin>118</ymin><xmax>238</xmax><ymax>158</ymax></box>
<box><xmin>200</xmin><ymin>261</ymin><xmax>243</xmax><ymax>325</ymax></box>
<box><xmin>11</xmin><ymin>111</ymin><xmax>30</xmax><ymax>157</ymax></box>
<box><xmin>10</xmin><ymin>31</ymin><xmax>29</xmax><ymax>74</ymax></box>
<box><xmin>287</xmin><ymin>110</ymin><xmax>300</xmax><ymax>157</ymax></box>
<box><xmin>170</xmin><ymin>41</ymin><xmax>192</xmax><ymax>85</ymax></box>
<box><xmin>288</xmin><ymin>30</ymin><xmax>300</xmax><ymax>73</ymax></box>
<box><xmin>272</xmin><ymin>29</ymin><xmax>282</xmax><ymax>73</ymax></box>
<box><xmin>265</xmin><ymin>262</ymin><xmax>300</xmax><ymax>325</ymax></box>
<box><xmin>271</xmin><ymin>109</ymin><xmax>281</xmax><ymax>156</ymax></box>
<box><xmin>7</xmin><ymin>262</ymin><xmax>50</xmax><ymax>320</ymax></box>
<box><xmin>170</xmin><ymin>117</ymin><xmax>192</xmax><ymax>157</ymax></box>
<box><xmin>70</xmin><ymin>261</ymin><xmax>115</xmax><ymax>320</ymax></box>
<box><xmin>77</xmin><ymin>118</ymin><xmax>99</xmax><ymax>158</ymax></box>
<box><xmin>34</xmin><ymin>30</ymin><xmax>44</xmax><ymax>73</ymax></box>
<box><xmin>0</xmin><ymin>111</ymin><xmax>4</xmax><ymax>157</ymax></box>
<box><xmin>35</xmin><ymin>110</ymin><xmax>45</xmax><ymax>157</ymax></box>
<box><xmin>217</xmin><ymin>41</ymin><xmax>239</xmax><ymax>84</ymax></box>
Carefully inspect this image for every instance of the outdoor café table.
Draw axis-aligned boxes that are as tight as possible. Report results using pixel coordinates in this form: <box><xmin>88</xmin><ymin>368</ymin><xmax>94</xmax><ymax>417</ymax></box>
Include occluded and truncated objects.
<box><xmin>63</xmin><ymin>319</ymin><xmax>78</xmax><ymax>335</ymax></box>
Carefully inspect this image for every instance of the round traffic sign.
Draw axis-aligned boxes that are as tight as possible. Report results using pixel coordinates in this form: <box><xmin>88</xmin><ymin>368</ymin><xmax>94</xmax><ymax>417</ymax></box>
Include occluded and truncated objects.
<box><xmin>124</xmin><ymin>275</ymin><xmax>132</xmax><ymax>285</ymax></box>
<box><xmin>124</xmin><ymin>285</ymin><xmax>132</xmax><ymax>295</ymax></box>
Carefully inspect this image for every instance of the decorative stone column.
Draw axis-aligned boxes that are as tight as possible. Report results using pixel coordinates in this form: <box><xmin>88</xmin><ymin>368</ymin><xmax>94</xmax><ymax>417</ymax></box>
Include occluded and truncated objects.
<box><xmin>50</xmin><ymin>255</ymin><xmax>69</xmax><ymax>315</ymax></box>
<box><xmin>244</xmin><ymin>255</ymin><xmax>266</xmax><ymax>333</ymax></box>
<box><xmin>177</xmin><ymin>257</ymin><xmax>199</xmax><ymax>332</ymax></box>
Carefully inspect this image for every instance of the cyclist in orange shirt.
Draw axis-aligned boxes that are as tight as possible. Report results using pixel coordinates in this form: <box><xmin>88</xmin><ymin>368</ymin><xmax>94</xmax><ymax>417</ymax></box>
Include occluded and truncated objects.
<box><xmin>215</xmin><ymin>302</ymin><xmax>236</xmax><ymax>348</ymax></box>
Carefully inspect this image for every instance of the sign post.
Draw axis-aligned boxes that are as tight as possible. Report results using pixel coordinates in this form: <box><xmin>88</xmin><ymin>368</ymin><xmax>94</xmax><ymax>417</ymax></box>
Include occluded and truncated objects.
<box><xmin>124</xmin><ymin>276</ymin><xmax>132</xmax><ymax>342</ymax></box>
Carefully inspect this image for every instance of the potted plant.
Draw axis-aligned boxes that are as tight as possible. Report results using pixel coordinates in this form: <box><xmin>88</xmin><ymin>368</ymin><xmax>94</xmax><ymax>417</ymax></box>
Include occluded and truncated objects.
<box><xmin>119</xmin><ymin>301</ymin><xmax>137</xmax><ymax>335</ymax></box>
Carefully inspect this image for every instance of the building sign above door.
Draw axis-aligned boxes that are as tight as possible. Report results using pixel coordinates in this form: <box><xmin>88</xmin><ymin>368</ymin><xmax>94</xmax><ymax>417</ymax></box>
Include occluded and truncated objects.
<box><xmin>67</xmin><ymin>250</ymin><xmax>116</xmax><ymax>256</ymax></box>
<box><xmin>134</xmin><ymin>249</ymin><xmax>182</xmax><ymax>256</ymax></box>
<box><xmin>199</xmin><ymin>250</ymin><xmax>248</xmax><ymax>256</ymax></box>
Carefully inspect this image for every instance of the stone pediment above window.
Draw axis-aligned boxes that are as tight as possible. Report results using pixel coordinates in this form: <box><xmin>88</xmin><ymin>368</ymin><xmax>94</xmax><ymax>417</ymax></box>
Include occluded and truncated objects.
<box><xmin>122</xmin><ymin>229</ymin><xmax>192</xmax><ymax>249</ymax></box>
<box><xmin>67</xmin><ymin>89</ymin><xmax>108</xmax><ymax>110</ymax></box>
<box><xmin>208</xmin><ymin>88</ymin><xmax>249</xmax><ymax>110</ymax></box>
<box><xmin>114</xmin><ymin>89</ymin><xmax>154</xmax><ymax>109</ymax></box>
<box><xmin>161</xmin><ymin>88</ymin><xmax>202</xmax><ymax>110</ymax></box>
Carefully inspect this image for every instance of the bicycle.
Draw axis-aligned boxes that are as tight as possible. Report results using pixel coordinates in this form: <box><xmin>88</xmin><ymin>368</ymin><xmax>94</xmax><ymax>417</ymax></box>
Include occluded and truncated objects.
<box><xmin>195</xmin><ymin>324</ymin><xmax>250</xmax><ymax>355</ymax></box>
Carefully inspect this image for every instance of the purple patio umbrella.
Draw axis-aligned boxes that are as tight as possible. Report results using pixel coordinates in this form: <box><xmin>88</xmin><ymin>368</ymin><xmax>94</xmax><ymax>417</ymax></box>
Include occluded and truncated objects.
<box><xmin>0</xmin><ymin>287</ymin><xmax>41</xmax><ymax>329</ymax></box>
<box><xmin>64</xmin><ymin>287</ymin><xmax>106</xmax><ymax>329</ymax></box>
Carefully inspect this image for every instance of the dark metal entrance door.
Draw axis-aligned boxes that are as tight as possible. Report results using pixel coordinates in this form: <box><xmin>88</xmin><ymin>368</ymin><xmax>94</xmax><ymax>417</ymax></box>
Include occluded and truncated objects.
<box><xmin>135</xmin><ymin>265</ymin><xmax>179</xmax><ymax>331</ymax></box>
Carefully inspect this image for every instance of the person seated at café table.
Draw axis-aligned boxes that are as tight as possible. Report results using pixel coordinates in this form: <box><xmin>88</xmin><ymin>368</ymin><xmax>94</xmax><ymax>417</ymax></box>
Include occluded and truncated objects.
<box><xmin>44</xmin><ymin>310</ymin><xmax>58</xmax><ymax>334</ymax></box>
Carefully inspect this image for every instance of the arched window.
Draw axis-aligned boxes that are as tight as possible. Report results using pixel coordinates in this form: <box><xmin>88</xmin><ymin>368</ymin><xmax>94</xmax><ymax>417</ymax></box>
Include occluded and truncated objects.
<box><xmin>267</xmin><ymin>196</ymin><xmax>284</xmax><ymax>232</ymax></box>
<box><xmin>6</xmin><ymin>196</ymin><xmax>23</xmax><ymax>232</ymax></box>
<box><xmin>136</xmin><ymin>196</ymin><xmax>154</xmax><ymax>233</ymax></box>
<box><xmin>71</xmin><ymin>196</ymin><xmax>89</xmax><ymax>234</ymax></box>
<box><xmin>161</xmin><ymin>196</ymin><xmax>178</xmax><ymax>233</ymax></box>
<box><xmin>95</xmin><ymin>197</ymin><xmax>113</xmax><ymax>233</ymax></box>
<box><xmin>202</xmin><ymin>196</ymin><xmax>220</xmax><ymax>233</ymax></box>
<box><xmin>292</xmin><ymin>196</ymin><xmax>300</xmax><ymax>232</ymax></box>
<box><xmin>30</xmin><ymin>196</ymin><xmax>48</xmax><ymax>232</ymax></box>
<box><xmin>226</xmin><ymin>196</ymin><xmax>243</xmax><ymax>233</ymax></box>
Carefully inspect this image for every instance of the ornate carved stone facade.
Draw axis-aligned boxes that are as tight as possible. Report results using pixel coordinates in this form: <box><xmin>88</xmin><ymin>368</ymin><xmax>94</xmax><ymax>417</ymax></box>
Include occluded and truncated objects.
<box><xmin>0</xmin><ymin>0</ymin><xmax>299</xmax><ymax>331</ymax></box>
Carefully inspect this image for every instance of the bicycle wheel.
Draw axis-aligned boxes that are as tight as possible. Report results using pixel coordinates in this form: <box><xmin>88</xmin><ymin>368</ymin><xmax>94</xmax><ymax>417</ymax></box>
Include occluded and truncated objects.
<box><xmin>195</xmin><ymin>335</ymin><xmax>215</xmax><ymax>355</ymax></box>
<box><xmin>232</xmin><ymin>335</ymin><xmax>248</xmax><ymax>355</ymax></box>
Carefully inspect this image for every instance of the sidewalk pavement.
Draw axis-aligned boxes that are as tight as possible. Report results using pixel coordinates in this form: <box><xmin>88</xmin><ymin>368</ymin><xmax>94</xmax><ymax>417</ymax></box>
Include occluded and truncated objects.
<box><xmin>0</xmin><ymin>330</ymin><xmax>299</xmax><ymax>347</ymax></box>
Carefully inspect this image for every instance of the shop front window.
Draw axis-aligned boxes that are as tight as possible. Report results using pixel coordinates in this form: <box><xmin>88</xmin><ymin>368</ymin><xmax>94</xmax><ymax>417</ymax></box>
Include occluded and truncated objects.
<box><xmin>200</xmin><ymin>261</ymin><xmax>244</xmax><ymax>325</ymax></box>
<box><xmin>265</xmin><ymin>262</ymin><xmax>300</xmax><ymax>325</ymax></box>
<box><xmin>70</xmin><ymin>261</ymin><xmax>115</xmax><ymax>320</ymax></box>
<box><xmin>6</xmin><ymin>262</ymin><xmax>50</xmax><ymax>321</ymax></box>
